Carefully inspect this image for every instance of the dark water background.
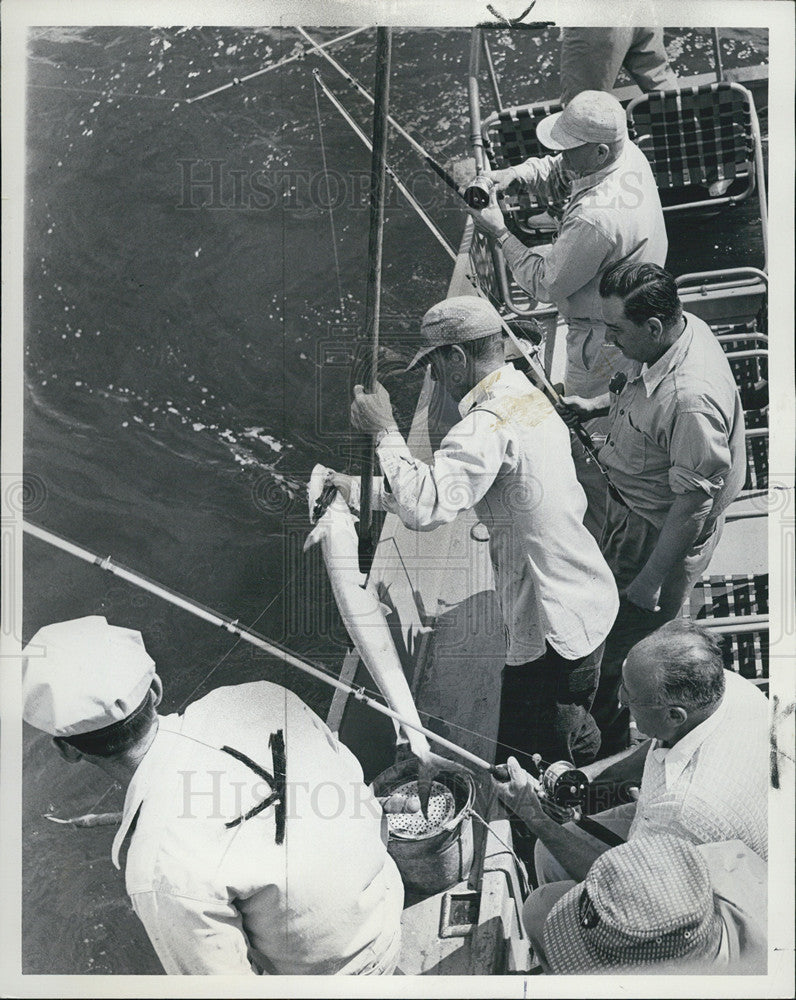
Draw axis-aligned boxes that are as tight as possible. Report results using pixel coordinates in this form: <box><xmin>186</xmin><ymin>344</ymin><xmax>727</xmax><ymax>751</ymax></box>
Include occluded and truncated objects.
<box><xmin>22</xmin><ymin>25</ymin><xmax>767</xmax><ymax>974</ymax></box>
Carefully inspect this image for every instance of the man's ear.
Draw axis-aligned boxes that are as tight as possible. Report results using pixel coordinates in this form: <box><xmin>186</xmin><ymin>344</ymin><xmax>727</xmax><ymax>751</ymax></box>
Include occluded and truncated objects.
<box><xmin>647</xmin><ymin>316</ymin><xmax>664</xmax><ymax>341</ymax></box>
<box><xmin>667</xmin><ymin>705</ymin><xmax>688</xmax><ymax>727</ymax></box>
<box><xmin>52</xmin><ymin>737</ymin><xmax>83</xmax><ymax>763</ymax></box>
<box><xmin>448</xmin><ymin>344</ymin><xmax>468</xmax><ymax>383</ymax></box>
<box><xmin>150</xmin><ymin>674</ymin><xmax>163</xmax><ymax>709</ymax></box>
<box><xmin>449</xmin><ymin>344</ymin><xmax>468</xmax><ymax>368</ymax></box>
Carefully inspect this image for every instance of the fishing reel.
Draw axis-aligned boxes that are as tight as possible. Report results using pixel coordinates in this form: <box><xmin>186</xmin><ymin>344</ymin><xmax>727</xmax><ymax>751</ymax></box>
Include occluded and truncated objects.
<box><xmin>535</xmin><ymin>758</ymin><xmax>590</xmax><ymax>808</ymax></box>
<box><xmin>462</xmin><ymin>174</ymin><xmax>495</xmax><ymax>209</ymax></box>
<box><xmin>492</xmin><ymin>754</ymin><xmax>589</xmax><ymax>809</ymax></box>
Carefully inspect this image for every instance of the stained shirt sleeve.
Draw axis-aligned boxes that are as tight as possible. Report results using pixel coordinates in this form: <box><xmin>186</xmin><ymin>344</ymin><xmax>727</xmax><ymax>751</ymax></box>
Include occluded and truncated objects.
<box><xmin>501</xmin><ymin>217</ymin><xmax>614</xmax><ymax>303</ymax></box>
<box><xmin>130</xmin><ymin>889</ymin><xmax>260</xmax><ymax>975</ymax></box>
<box><xmin>375</xmin><ymin>411</ymin><xmax>508</xmax><ymax>531</ymax></box>
<box><xmin>667</xmin><ymin>408</ymin><xmax>732</xmax><ymax>497</ymax></box>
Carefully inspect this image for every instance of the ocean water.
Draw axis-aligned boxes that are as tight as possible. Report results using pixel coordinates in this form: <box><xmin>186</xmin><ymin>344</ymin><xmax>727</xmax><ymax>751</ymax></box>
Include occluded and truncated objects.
<box><xmin>21</xmin><ymin>25</ymin><xmax>767</xmax><ymax>974</ymax></box>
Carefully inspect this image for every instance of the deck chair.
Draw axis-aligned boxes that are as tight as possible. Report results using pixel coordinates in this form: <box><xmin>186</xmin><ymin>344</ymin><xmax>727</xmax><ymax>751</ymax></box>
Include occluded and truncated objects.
<box><xmin>676</xmin><ymin>267</ymin><xmax>767</xmax><ymax>339</ymax></box>
<box><xmin>466</xmin><ymin>223</ymin><xmax>559</xmax><ymax>329</ymax></box>
<box><xmin>627</xmin><ymin>83</ymin><xmax>767</xmax><ymax>233</ymax></box>
<box><xmin>741</xmin><ymin>413</ymin><xmax>768</xmax><ymax>497</ymax></box>
<box><xmin>724</xmin><ymin>348</ymin><xmax>768</xmax><ymax>412</ymax></box>
<box><xmin>686</xmin><ymin>574</ymin><xmax>769</xmax><ymax>688</ymax></box>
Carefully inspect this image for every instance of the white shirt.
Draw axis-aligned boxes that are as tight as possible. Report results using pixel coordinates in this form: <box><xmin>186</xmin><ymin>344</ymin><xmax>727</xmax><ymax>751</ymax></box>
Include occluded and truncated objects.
<box><xmin>630</xmin><ymin>671</ymin><xmax>768</xmax><ymax>858</ymax></box>
<box><xmin>112</xmin><ymin>682</ymin><xmax>403</xmax><ymax>975</ymax></box>
<box><xmin>375</xmin><ymin>365</ymin><xmax>619</xmax><ymax>662</ymax></box>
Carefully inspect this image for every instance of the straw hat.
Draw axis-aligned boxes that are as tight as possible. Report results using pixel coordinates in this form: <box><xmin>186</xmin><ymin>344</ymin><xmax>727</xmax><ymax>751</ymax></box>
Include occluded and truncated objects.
<box><xmin>22</xmin><ymin>616</ymin><xmax>155</xmax><ymax>737</ymax></box>
<box><xmin>536</xmin><ymin>90</ymin><xmax>628</xmax><ymax>150</ymax></box>
<box><xmin>543</xmin><ymin>835</ymin><xmax>724</xmax><ymax>973</ymax></box>
<box><xmin>405</xmin><ymin>296</ymin><xmax>504</xmax><ymax>371</ymax></box>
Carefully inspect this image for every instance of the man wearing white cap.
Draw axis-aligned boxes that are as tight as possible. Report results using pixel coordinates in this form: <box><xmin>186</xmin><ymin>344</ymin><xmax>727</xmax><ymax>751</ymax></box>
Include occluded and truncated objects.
<box><xmin>466</xmin><ymin>89</ymin><xmax>667</xmax><ymax>539</ymax></box>
<box><xmin>22</xmin><ymin>616</ymin><xmax>404</xmax><ymax>976</ymax></box>
<box><xmin>334</xmin><ymin>295</ymin><xmax>619</xmax><ymax>773</ymax></box>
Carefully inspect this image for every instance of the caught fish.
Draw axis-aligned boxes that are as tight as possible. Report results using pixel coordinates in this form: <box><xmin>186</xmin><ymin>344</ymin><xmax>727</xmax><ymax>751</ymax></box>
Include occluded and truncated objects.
<box><xmin>45</xmin><ymin>811</ymin><xmax>123</xmax><ymax>828</ymax></box>
<box><xmin>304</xmin><ymin>464</ymin><xmax>437</xmax><ymax>811</ymax></box>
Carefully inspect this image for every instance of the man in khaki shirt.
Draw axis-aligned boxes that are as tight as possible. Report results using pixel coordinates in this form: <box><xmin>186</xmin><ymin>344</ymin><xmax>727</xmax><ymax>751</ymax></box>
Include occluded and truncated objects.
<box><xmin>560</xmin><ymin>263</ymin><xmax>746</xmax><ymax>754</ymax></box>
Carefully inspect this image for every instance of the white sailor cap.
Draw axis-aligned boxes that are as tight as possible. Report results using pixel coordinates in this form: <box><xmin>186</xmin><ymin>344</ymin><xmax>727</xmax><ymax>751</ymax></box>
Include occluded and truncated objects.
<box><xmin>22</xmin><ymin>616</ymin><xmax>155</xmax><ymax>737</ymax></box>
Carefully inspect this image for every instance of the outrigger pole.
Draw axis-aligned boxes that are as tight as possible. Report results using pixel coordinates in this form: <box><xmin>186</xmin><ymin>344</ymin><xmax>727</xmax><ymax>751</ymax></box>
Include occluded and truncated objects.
<box><xmin>357</xmin><ymin>27</ymin><xmax>392</xmax><ymax>577</ymax></box>
<box><xmin>22</xmin><ymin>519</ymin><xmax>498</xmax><ymax>773</ymax></box>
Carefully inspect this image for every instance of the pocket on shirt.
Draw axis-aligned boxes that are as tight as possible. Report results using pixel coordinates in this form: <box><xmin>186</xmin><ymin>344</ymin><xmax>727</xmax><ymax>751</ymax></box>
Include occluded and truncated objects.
<box><xmin>611</xmin><ymin>418</ymin><xmax>647</xmax><ymax>473</ymax></box>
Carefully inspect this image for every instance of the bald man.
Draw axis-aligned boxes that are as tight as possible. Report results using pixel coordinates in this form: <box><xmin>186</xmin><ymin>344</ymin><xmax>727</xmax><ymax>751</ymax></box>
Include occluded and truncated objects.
<box><xmin>492</xmin><ymin>620</ymin><xmax>767</xmax><ymax>920</ymax></box>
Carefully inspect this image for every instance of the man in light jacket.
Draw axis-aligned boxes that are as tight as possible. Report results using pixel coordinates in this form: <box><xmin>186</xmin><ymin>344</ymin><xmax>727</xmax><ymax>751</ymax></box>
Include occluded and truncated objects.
<box><xmin>467</xmin><ymin>89</ymin><xmax>668</xmax><ymax>539</ymax></box>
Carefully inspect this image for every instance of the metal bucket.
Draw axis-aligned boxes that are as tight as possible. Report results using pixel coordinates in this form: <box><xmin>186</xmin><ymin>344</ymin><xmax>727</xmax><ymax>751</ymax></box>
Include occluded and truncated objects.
<box><xmin>373</xmin><ymin>759</ymin><xmax>476</xmax><ymax>896</ymax></box>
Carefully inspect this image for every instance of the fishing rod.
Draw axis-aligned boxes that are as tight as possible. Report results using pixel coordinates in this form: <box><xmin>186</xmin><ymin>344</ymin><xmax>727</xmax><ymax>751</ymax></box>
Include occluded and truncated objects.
<box><xmin>464</xmin><ymin>27</ymin><xmax>632</xmax><ymax>501</ymax></box>
<box><xmin>21</xmin><ymin>520</ymin><xmax>496</xmax><ymax>775</ymax></box>
<box><xmin>185</xmin><ymin>27</ymin><xmax>370</xmax><ymax>104</ymax></box>
<box><xmin>481</xmin><ymin>33</ymin><xmax>504</xmax><ymax>113</ymax></box>
<box><xmin>316</xmin><ymin>79</ymin><xmax>544</xmax><ymax>361</ymax></box>
<box><xmin>296</xmin><ymin>27</ymin><xmax>469</xmax><ymax>198</ymax></box>
<box><xmin>357</xmin><ymin>27</ymin><xmax>392</xmax><ymax>577</ymax></box>
<box><xmin>312</xmin><ymin>71</ymin><xmax>457</xmax><ymax>261</ymax></box>
<box><xmin>314</xmin><ymin>77</ymin><xmax>617</xmax><ymax>492</ymax></box>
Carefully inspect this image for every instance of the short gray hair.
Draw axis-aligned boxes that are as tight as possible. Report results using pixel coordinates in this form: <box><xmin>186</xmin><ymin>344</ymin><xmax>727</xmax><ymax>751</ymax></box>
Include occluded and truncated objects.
<box><xmin>639</xmin><ymin>619</ymin><xmax>726</xmax><ymax>710</ymax></box>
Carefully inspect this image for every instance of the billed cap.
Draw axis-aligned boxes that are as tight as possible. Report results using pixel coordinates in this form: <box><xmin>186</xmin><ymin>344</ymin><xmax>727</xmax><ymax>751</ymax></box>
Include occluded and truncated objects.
<box><xmin>22</xmin><ymin>616</ymin><xmax>155</xmax><ymax>737</ymax></box>
<box><xmin>536</xmin><ymin>90</ymin><xmax>628</xmax><ymax>150</ymax></box>
<box><xmin>406</xmin><ymin>295</ymin><xmax>504</xmax><ymax>371</ymax></box>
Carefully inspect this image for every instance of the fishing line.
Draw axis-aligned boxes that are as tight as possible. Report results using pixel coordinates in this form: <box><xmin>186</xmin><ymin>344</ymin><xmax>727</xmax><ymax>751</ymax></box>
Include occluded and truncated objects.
<box><xmin>296</xmin><ymin>26</ymin><xmax>457</xmax><ymax>175</ymax></box>
<box><xmin>468</xmin><ymin>807</ymin><xmax>530</xmax><ymax>896</ymax></box>
<box><xmin>310</xmin><ymin>60</ymin><xmax>618</xmax><ymax>492</ymax></box>
<box><xmin>313</xmin><ymin>72</ymin><xmax>458</xmax><ymax>261</ymax></box>
<box><xmin>312</xmin><ymin>74</ymin><xmax>347</xmax><ymax>318</ymax></box>
<box><xmin>173</xmin><ymin>570</ymin><xmax>299</xmax><ymax>715</ymax></box>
